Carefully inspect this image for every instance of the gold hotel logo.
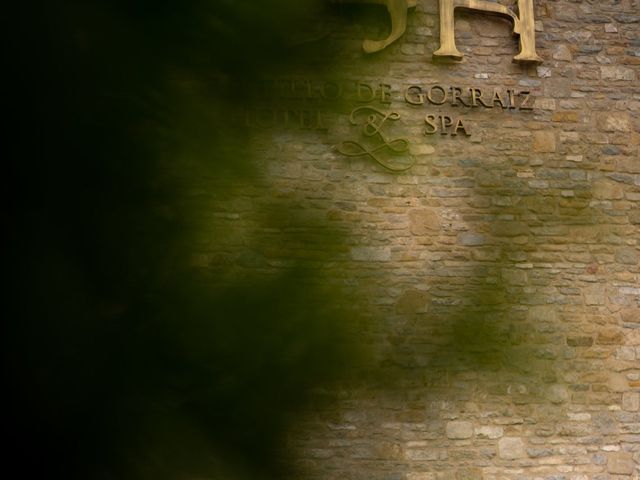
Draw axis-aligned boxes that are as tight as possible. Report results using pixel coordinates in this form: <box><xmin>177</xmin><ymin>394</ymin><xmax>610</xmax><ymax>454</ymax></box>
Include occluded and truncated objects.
<box><xmin>336</xmin><ymin>0</ymin><xmax>542</xmax><ymax>63</ymax></box>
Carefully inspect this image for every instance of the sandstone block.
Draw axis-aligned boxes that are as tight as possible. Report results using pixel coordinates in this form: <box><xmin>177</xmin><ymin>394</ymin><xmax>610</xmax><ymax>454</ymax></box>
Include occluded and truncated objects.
<box><xmin>547</xmin><ymin>384</ymin><xmax>570</xmax><ymax>404</ymax></box>
<box><xmin>552</xmin><ymin>111</ymin><xmax>579</xmax><ymax>122</ymax></box>
<box><xmin>396</xmin><ymin>289</ymin><xmax>429</xmax><ymax>314</ymax></box>
<box><xmin>533</xmin><ymin>131</ymin><xmax>556</xmax><ymax>152</ymax></box>
<box><xmin>598</xmin><ymin>113</ymin><xmax>632</xmax><ymax>132</ymax></box>
<box><xmin>596</xmin><ymin>327</ymin><xmax>624</xmax><ymax>345</ymax></box>
<box><xmin>407</xmin><ymin>474</ymin><xmax>438</xmax><ymax>480</ymax></box>
<box><xmin>608</xmin><ymin>373</ymin><xmax>629</xmax><ymax>392</ymax></box>
<box><xmin>552</xmin><ymin>44</ymin><xmax>572</xmax><ymax>61</ymax></box>
<box><xmin>475</xmin><ymin>426</ymin><xmax>503</xmax><ymax>439</ymax></box>
<box><xmin>446</xmin><ymin>421</ymin><xmax>474</xmax><ymax>439</ymax></box>
<box><xmin>351</xmin><ymin>246</ymin><xmax>391</xmax><ymax>262</ymax></box>
<box><xmin>409</xmin><ymin>209</ymin><xmax>440</xmax><ymax>235</ymax></box>
<box><xmin>601</xmin><ymin>66</ymin><xmax>636</xmax><ymax>81</ymax></box>
<box><xmin>529</xmin><ymin>306</ymin><xmax>557</xmax><ymax>322</ymax></box>
<box><xmin>622</xmin><ymin>392</ymin><xmax>640</xmax><ymax>412</ymax></box>
<box><xmin>491</xmin><ymin>221</ymin><xmax>529</xmax><ymax>237</ymax></box>
<box><xmin>615</xmin><ymin>247</ymin><xmax>639</xmax><ymax>265</ymax></box>
<box><xmin>607</xmin><ymin>452</ymin><xmax>634</xmax><ymax>474</ymax></box>
<box><xmin>458</xmin><ymin>232</ymin><xmax>485</xmax><ymax>246</ymax></box>
<box><xmin>567</xmin><ymin>336</ymin><xmax>593</xmax><ymax>347</ymax></box>
<box><xmin>455</xmin><ymin>468</ymin><xmax>483</xmax><ymax>480</ymax></box>
<box><xmin>593</xmin><ymin>179</ymin><xmax>624</xmax><ymax>199</ymax></box>
<box><xmin>621</xmin><ymin>309</ymin><xmax>640</xmax><ymax>323</ymax></box>
<box><xmin>498</xmin><ymin>437</ymin><xmax>525</xmax><ymax>459</ymax></box>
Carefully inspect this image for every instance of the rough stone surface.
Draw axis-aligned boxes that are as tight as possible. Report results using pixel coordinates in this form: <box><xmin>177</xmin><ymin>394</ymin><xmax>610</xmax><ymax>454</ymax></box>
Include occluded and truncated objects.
<box><xmin>498</xmin><ymin>437</ymin><xmax>526</xmax><ymax>460</ymax></box>
<box><xmin>622</xmin><ymin>392</ymin><xmax>640</xmax><ymax>412</ymax></box>
<box><xmin>607</xmin><ymin>452</ymin><xmax>635</xmax><ymax>474</ymax></box>
<box><xmin>200</xmin><ymin>2</ymin><xmax>640</xmax><ymax>478</ymax></box>
<box><xmin>446</xmin><ymin>421</ymin><xmax>474</xmax><ymax>439</ymax></box>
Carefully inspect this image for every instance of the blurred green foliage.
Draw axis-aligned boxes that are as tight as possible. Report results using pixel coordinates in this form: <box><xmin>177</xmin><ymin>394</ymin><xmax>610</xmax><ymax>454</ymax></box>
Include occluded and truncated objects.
<box><xmin>7</xmin><ymin>1</ymin><xmax>359</xmax><ymax>479</ymax></box>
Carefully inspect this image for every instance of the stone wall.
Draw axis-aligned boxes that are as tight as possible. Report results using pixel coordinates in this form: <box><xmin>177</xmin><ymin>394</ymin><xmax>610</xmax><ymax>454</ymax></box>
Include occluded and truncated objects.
<box><xmin>195</xmin><ymin>1</ymin><xmax>639</xmax><ymax>478</ymax></box>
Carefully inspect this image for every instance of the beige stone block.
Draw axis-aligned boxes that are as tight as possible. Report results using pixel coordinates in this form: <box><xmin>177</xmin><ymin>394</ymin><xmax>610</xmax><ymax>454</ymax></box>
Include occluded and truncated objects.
<box><xmin>498</xmin><ymin>437</ymin><xmax>525</xmax><ymax>459</ymax></box>
<box><xmin>350</xmin><ymin>246</ymin><xmax>391</xmax><ymax>262</ymax></box>
<box><xmin>593</xmin><ymin>179</ymin><xmax>624</xmax><ymax>200</ymax></box>
<box><xmin>475</xmin><ymin>426</ymin><xmax>503</xmax><ymax>439</ymax></box>
<box><xmin>535</xmin><ymin>98</ymin><xmax>556</xmax><ymax>110</ymax></box>
<box><xmin>622</xmin><ymin>392</ymin><xmax>640</xmax><ymax>411</ymax></box>
<box><xmin>491</xmin><ymin>221</ymin><xmax>529</xmax><ymax>237</ymax></box>
<box><xmin>410</xmin><ymin>144</ymin><xmax>435</xmax><ymax>155</ymax></box>
<box><xmin>615</xmin><ymin>247</ymin><xmax>639</xmax><ymax>265</ymax></box>
<box><xmin>547</xmin><ymin>384</ymin><xmax>570</xmax><ymax>404</ymax></box>
<box><xmin>533</xmin><ymin>131</ymin><xmax>557</xmax><ymax>152</ymax></box>
<box><xmin>458</xmin><ymin>232</ymin><xmax>485</xmax><ymax>246</ymax></box>
<box><xmin>552</xmin><ymin>111</ymin><xmax>579</xmax><ymax>122</ymax></box>
<box><xmin>607</xmin><ymin>451</ymin><xmax>634</xmax><ymax>474</ymax></box>
<box><xmin>553</xmin><ymin>44</ymin><xmax>572</xmax><ymax>61</ymax></box>
<box><xmin>396</xmin><ymin>289</ymin><xmax>429</xmax><ymax>314</ymax></box>
<box><xmin>407</xmin><ymin>474</ymin><xmax>441</xmax><ymax>480</ymax></box>
<box><xmin>598</xmin><ymin>112</ymin><xmax>632</xmax><ymax>132</ymax></box>
<box><xmin>446</xmin><ymin>421</ymin><xmax>474</xmax><ymax>439</ymax></box>
<box><xmin>621</xmin><ymin>309</ymin><xmax>640</xmax><ymax>323</ymax></box>
<box><xmin>409</xmin><ymin>209</ymin><xmax>440</xmax><ymax>235</ymax></box>
<box><xmin>601</xmin><ymin>66</ymin><xmax>636</xmax><ymax>81</ymax></box>
<box><xmin>528</xmin><ymin>306</ymin><xmax>558</xmax><ymax>322</ymax></box>
<box><xmin>456</xmin><ymin>468</ymin><xmax>483</xmax><ymax>480</ymax></box>
<box><xmin>596</xmin><ymin>327</ymin><xmax>624</xmax><ymax>345</ymax></box>
<box><xmin>608</xmin><ymin>372</ymin><xmax>629</xmax><ymax>392</ymax></box>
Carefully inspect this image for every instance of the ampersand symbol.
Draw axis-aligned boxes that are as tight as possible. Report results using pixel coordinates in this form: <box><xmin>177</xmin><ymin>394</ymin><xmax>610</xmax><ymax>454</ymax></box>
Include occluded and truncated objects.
<box><xmin>338</xmin><ymin>106</ymin><xmax>414</xmax><ymax>172</ymax></box>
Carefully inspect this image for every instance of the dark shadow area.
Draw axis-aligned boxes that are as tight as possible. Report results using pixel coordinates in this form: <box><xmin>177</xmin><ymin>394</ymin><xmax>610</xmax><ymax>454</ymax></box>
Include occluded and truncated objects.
<box><xmin>7</xmin><ymin>1</ymin><xmax>366</xmax><ymax>479</ymax></box>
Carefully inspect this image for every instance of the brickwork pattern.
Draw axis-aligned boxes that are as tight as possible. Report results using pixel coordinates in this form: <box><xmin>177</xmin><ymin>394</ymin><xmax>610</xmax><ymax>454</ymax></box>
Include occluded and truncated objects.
<box><xmin>195</xmin><ymin>1</ymin><xmax>639</xmax><ymax>478</ymax></box>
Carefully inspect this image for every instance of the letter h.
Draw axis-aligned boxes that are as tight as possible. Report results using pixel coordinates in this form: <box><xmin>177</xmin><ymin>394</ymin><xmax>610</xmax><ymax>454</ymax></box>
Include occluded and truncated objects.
<box><xmin>433</xmin><ymin>0</ymin><xmax>542</xmax><ymax>63</ymax></box>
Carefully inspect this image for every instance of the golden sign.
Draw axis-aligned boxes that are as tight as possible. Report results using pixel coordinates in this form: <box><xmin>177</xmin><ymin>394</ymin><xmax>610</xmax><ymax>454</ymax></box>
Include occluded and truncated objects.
<box><xmin>434</xmin><ymin>0</ymin><xmax>542</xmax><ymax>63</ymax></box>
<box><xmin>338</xmin><ymin>106</ymin><xmax>415</xmax><ymax>171</ymax></box>
<box><xmin>333</xmin><ymin>0</ymin><xmax>542</xmax><ymax>63</ymax></box>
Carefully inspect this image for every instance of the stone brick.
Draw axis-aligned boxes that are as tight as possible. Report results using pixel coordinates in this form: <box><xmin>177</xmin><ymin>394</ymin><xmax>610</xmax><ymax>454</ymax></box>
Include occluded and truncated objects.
<box><xmin>601</xmin><ymin>66</ymin><xmax>636</xmax><ymax>80</ymax></box>
<box><xmin>455</xmin><ymin>468</ymin><xmax>483</xmax><ymax>480</ymax></box>
<box><xmin>491</xmin><ymin>221</ymin><xmax>529</xmax><ymax>237</ymax></box>
<box><xmin>593</xmin><ymin>179</ymin><xmax>624</xmax><ymax>199</ymax></box>
<box><xmin>498</xmin><ymin>437</ymin><xmax>525</xmax><ymax>459</ymax></box>
<box><xmin>552</xmin><ymin>111</ymin><xmax>579</xmax><ymax>122</ymax></box>
<box><xmin>608</xmin><ymin>373</ymin><xmax>629</xmax><ymax>392</ymax></box>
<box><xmin>407</xmin><ymin>474</ymin><xmax>438</xmax><ymax>480</ymax></box>
<box><xmin>553</xmin><ymin>44</ymin><xmax>572</xmax><ymax>61</ymax></box>
<box><xmin>622</xmin><ymin>392</ymin><xmax>640</xmax><ymax>412</ymax></box>
<box><xmin>598</xmin><ymin>113</ymin><xmax>632</xmax><ymax>132</ymax></box>
<box><xmin>615</xmin><ymin>248</ymin><xmax>639</xmax><ymax>265</ymax></box>
<box><xmin>475</xmin><ymin>426</ymin><xmax>503</xmax><ymax>439</ymax></box>
<box><xmin>567</xmin><ymin>336</ymin><xmax>593</xmax><ymax>347</ymax></box>
<box><xmin>446</xmin><ymin>421</ymin><xmax>474</xmax><ymax>439</ymax></box>
<box><xmin>409</xmin><ymin>209</ymin><xmax>440</xmax><ymax>235</ymax></box>
<box><xmin>458</xmin><ymin>232</ymin><xmax>485</xmax><ymax>246</ymax></box>
<box><xmin>547</xmin><ymin>384</ymin><xmax>570</xmax><ymax>404</ymax></box>
<box><xmin>351</xmin><ymin>246</ymin><xmax>391</xmax><ymax>262</ymax></box>
<box><xmin>395</xmin><ymin>289</ymin><xmax>429</xmax><ymax>314</ymax></box>
<box><xmin>607</xmin><ymin>452</ymin><xmax>634</xmax><ymax>474</ymax></box>
<box><xmin>596</xmin><ymin>328</ymin><xmax>624</xmax><ymax>345</ymax></box>
<box><xmin>533</xmin><ymin>131</ymin><xmax>557</xmax><ymax>152</ymax></box>
<box><xmin>621</xmin><ymin>309</ymin><xmax>640</xmax><ymax>323</ymax></box>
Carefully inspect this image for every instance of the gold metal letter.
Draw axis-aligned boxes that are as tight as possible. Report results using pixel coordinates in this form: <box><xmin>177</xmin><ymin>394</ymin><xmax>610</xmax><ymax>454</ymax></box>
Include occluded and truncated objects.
<box><xmin>405</xmin><ymin>85</ymin><xmax>425</xmax><ymax>105</ymax></box>
<box><xmin>433</xmin><ymin>0</ymin><xmax>542</xmax><ymax>63</ymax></box>
<box><xmin>427</xmin><ymin>85</ymin><xmax>448</xmax><ymax>105</ymax></box>
<box><xmin>452</xmin><ymin>118</ymin><xmax>471</xmax><ymax>136</ymax></box>
<box><xmin>440</xmin><ymin>115</ymin><xmax>453</xmax><ymax>134</ymax></box>
<box><xmin>333</xmin><ymin>0</ymin><xmax>417</xmax><ymax>53</ymax></box>
<box><xmin>425</xmin><ymin>114</ymin><xmax>438</xmax><ymax>134</ymax></box>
